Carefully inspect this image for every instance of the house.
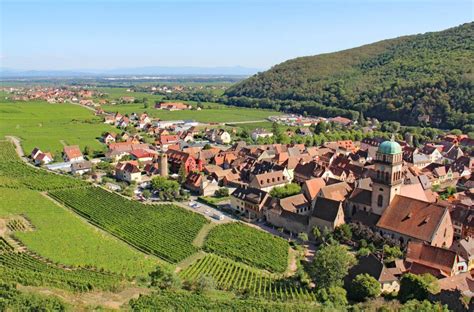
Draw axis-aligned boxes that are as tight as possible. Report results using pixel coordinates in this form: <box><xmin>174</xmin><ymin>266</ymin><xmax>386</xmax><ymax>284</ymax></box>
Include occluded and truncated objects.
<box><xmin>115</xmin><ymin>161</ymin><xmax>141</xmax><ymax>183</ymax></box>
<box><xmin>251</xmin><ymin>129</ymin><xmax>274</xmax><ymax>141</ymax></box>
<box><xmin>329</xmin><ymin>116</ymin><xmax>352</xmax><ymax>126</ymax></box>
<box><xmin>344</xmin><ymin>254</ymin><xmax>401</xmax><ymax>293</ymax></box>
<box><xmin>249</xmin><ymin>170</ymin><xmax>289</xmax><ymax>192</ymax></box>
<box><xmin>157</xmin><ymin>135</ymin><xmax>180</xmax><ymax>151</ymax></box>
<box><xmin>143</xmin><ymin>163</ymin><xmax>161</xmax><ymax>176</ymax></box>
<box><xmin>30</xmin><ymin>147</ymin><xmax>42</xmax><ymax>159</ymax></box>
<box><xmin>34</xmin><ymin>152</ymin><xmax>53</xmax><ymax>165</ymax></box>
<box><xmin>310</xmin><ymin>197</ymin><xmax>345</xmax><ymax>230</ymax></box>
<box><xmin>130</xmin><ymin>149</ymin><xmax>156</xmax><ymax>162</ymax></box>
<box><xmin>154</xmin><ymin>102</ymin><xmax>190</xmax><ymax>111</ymax></box>
<box><xmin>215</xmin><ymin>129</ymin><xmax>231</xmax><ymax>144</ymax></box>
<box><xmin>230</xmin><ymin>186</ymin><xmax>270</xmax><ymax>220</ymax></box>
<box><xmin>71</xmin><ymin>161</ymin><xmax>92</xmax><ymax>175</ymax></box>
<box><xmin>302</xmin><ymin>177</ymin><xmax>326</xmax><ymax>202</ymax></box>
<box><xmin>451</xmin><ymin>237</ymin><xmax>474</xmax><ymax>271</ymax></box>
<box><xmin>405</xmin><ymin>241</ymin><xmax>466</xmax><ymax>277</ymax></box>
<box><xmin>184</xmin><ymin>172</ymin><xmax>220</xmax><ymax>196</ymax></box>
<box><xmin>103</xmin><ymin>132</ymin><xmax>117</xmax><ymax>144</ymax></box>
<box><xmin>63</xmin><ymin>145</ymin><xmax>84</xmax><ymax>163</ymax></box>
<box><xmin>376</xmin><ymin>195</ymin><xmax>454</xmax><ymax>247</ymax></box>
<box><xmin>104</xmin><ymin>115</ymin><xmax>115</xmax><ymax>124</ymax></box>
<box><xmin>420</xmin><ymin>145</ymin><xmax>444</xmax><ymax>164</ymax></box>
<box><xmin>166</xmin><ymin>149</ymin><xmax>200</xmax><ymax>174</ymax></box>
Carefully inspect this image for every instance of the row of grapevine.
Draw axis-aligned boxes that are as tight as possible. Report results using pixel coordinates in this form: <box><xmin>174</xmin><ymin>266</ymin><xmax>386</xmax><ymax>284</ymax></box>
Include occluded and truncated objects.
<box><xmin>204</xmin><ymin>223</ymin><xmax>289</xmax><ymax>273</ymax></box>
<box><xmin>0</xmin><ymin>141</ymin><xmax>87</xmax><ymax>191</ymax></box>
<box><xmin>180</xmin><ymin>254</ymin><xmax>315</xmax><ymax>302</ymax></box>
<box><xmin>48</xmin><ymin>187</ymin><xmax>209</xmax><ymax>263</ymax></box>
<box><xmin>0</xmin><ymin>238</ymin><xmax>124</xmax><ymax>292</ymax></box>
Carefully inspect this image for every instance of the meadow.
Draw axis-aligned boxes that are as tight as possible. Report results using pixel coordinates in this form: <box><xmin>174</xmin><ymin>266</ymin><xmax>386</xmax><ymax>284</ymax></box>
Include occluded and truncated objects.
<box><xmin>101</xmin><ymin>102</ymin><xmax>280</xmax><ymax>123</ymax></box>
<box><xmin>0</xmin><ymin>187</ymin><xmax>159</xmax><ymax>277</ymax></box>
<box><xmin>0</xmin><ymin>98</ymin><xmax>114</xmax><ymax>154</ymax></box>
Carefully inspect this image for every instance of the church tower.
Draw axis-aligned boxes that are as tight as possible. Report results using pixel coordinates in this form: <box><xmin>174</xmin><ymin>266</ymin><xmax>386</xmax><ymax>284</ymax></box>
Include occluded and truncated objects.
<box><xmin>159</xmin><ymin>153</ymin><xmax>168</xmax><ymax>178</ymax></box>
<box><xmin>371</xmin><ymin>139</ymin><xmax>403</xmax><ymax>215</ymax></box>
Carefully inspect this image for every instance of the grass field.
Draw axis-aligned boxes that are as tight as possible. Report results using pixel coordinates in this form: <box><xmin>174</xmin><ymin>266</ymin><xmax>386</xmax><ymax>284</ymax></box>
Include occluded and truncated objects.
<box><xmin>0</xmin><ymin>187</ymin><xmax>159</xmax><ymax>277</ymax></box>
<box><xmin>204</xmin><ymin>223</ymin><xmax>290</xmax><ymax>273</ymax></box>
<box><xmin>101</xmin><ymin>103</ymin><xmax>279</xmax><ymax>123</ymax></box>
<box><xmin>0</xmin><ymin>98</ymin><xmax>114</xmax><ymax>154</ymax></box>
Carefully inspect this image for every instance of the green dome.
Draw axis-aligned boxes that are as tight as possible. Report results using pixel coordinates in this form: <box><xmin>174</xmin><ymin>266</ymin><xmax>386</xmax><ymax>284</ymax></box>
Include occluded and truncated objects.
<box><xmin>378</xmin><ymin>140</ymin><xmax>402</xmax><ymax>155</ymax></box>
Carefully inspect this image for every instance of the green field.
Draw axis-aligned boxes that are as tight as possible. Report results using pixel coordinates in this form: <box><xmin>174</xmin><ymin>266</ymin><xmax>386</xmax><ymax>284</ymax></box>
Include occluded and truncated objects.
<box><xmin>49</xmin><ymin>187</ymin><xmax>209</xmax><ymax>263</ymax></box>
<box><xmin>180</xmin><ymin>254</ymin><xmax>314</xmax><ymax>301</ymax></box>
<box><xmin>101</xmin><ymin>103</ymin><xmax>280</xmax><ymax>123</ymax></box>
<box><xmin>0</xmin><ymin>238</ymin><xmax>125</xmax><ymax>292</ymax></box>
<box><xmin>0</xmin><ymin>187</ymin><xmax>159</xmax><ymax>277</ymax></box>
<box><xmin>0</xmin><ymin>98</ymin><xmax>114</xmax><ymax>154</ymax></box>
<box><xmin>204</xmin><ymin>223</ymin><xmax>290</xmax><ymax>273</ymax></box>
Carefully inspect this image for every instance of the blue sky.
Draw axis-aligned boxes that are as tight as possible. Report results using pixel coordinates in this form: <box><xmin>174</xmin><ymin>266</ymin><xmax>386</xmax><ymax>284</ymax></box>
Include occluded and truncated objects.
<box><xmin>1</xmin><ymin>0</ymin><xmax>472</xmax><ymax>70</ymax></box>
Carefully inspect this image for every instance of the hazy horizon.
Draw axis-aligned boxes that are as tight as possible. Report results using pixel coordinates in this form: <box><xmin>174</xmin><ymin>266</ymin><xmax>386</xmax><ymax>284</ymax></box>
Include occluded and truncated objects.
<box><xmin>1</xmin><ymin>0</ymin><xmax>472</xmax><ymax>71</ymax></box>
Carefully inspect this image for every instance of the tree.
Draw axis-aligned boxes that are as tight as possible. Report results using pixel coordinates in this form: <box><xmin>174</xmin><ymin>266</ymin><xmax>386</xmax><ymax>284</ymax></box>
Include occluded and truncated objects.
<box><xmin>151</xmin><ymin>176</ymin><xmax>180</xmax><ymax>200</ymax></box>
<box><xmin>298</xmin><ymin>232</ymin><xmax>308</xmax><ymax>243</ymax></box>
<box><xmin>195</xmin><ymin>275</ymin><xmax>215</xmax><ymax>294</ymax></box>
<box><xmin>178</xmin><ymin>164</ymin><xmax>187</xmax><ymax>184</ymax></box>
<box><xmin>334</xmin><ymin>224</ymin><xmax>352</xmax><ymax>242</ymax></box>
<box><xmin>215</xmin><ymin>187</ymin><xmax>229</xmax><ymax>198</ymax></box>
<box><xmin>203</xmin><ymin>143</ymin><xmax>212</xmax><ymax>150</ymax></box>
<box><xmin>149</xmin><ymin>266</ymin><xmax>181</xmax><ymax>290</ymax></box>
<box><xmin>83</xmin><ymin>145</ymin><xmax>93</xmax><ymax>157</ymax></box>
<box><xmin>398</xmin><ymin>273</ymin><xmax>439</xmax><ymax>303</ymax></box>
<box><xmin>383</xmin><ymin>245</ymin><xmax>403</xmax><ymax>263</ymax></box>
<box><xmin>142</xmin><ymin>189</ymin><xmax>152</xmax><ymax>199</ymax></box>
<box><xmin>349</xmin><ymin>273</ymin><xmax>381</xmax><ymax>301</ymax></box>
<box><xmin>309</xmin><ymin>243</ymin><xmax>357</xmax><ymax>289</ymax></box>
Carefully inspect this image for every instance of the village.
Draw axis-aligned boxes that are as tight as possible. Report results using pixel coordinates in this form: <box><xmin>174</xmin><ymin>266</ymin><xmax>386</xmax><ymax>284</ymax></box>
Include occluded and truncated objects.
<box><xmin>22</xmin><ymin>85</ymin><xmax>474</xmax><ymax>303</ymax></box>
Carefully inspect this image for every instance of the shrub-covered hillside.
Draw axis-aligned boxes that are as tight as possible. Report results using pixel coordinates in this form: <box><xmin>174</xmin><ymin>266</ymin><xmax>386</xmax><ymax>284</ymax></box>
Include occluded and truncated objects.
<box><xmin>225</xmin><ymin>23</ymin><xmax>473</xmax><ymax>129</ymax></box>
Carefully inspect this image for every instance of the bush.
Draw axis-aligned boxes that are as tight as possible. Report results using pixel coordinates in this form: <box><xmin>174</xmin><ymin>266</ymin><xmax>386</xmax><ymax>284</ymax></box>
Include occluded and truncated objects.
<box><xmin>214</xmin><ymin>187</ymin><xmax>229</xmax><ymax>198</ymax></box>
<box><xmin>149</xmin><ymin>267</ymin><xmax>182</xmax><ymax>290</ymax></box>
<box><xmin>398</xmin><ymin>273</ymin><xmax>439</xmax><ymax>303</ymax></box>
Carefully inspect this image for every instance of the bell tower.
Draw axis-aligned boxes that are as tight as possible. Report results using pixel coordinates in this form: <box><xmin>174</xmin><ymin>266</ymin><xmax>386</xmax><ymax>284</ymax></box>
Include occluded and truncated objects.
<box><xmin>371</xmin><ymin>139</ymin><xmax>403</xmax><ymax>215</ymax></box>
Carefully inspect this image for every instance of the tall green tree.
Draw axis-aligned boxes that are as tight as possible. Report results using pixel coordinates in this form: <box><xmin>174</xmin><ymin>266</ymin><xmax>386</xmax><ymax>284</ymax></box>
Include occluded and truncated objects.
<box><xmin>309</xmin><ymin>243</ymin><xmax>357</xmax><ymax>289</ymax></box>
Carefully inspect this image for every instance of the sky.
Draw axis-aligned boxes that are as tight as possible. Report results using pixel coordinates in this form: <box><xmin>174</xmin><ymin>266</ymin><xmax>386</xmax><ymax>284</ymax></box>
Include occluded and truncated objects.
<box><xmin>1</xmin><ymin>0</ymin><xmax>472</xmax><ymax>71</ymax></box>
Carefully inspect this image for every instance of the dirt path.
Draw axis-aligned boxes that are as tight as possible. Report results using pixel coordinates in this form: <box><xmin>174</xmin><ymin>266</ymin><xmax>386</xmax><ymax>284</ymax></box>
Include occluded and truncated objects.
<box><xmin>18</xmin><ymin>285</ymin><xmax>151</xmax><ymax>310</ymax></box>
<box><xmin>192</xmin><ymin>222</ymin><xmax>217</xmax><ymax>248</ymax></box>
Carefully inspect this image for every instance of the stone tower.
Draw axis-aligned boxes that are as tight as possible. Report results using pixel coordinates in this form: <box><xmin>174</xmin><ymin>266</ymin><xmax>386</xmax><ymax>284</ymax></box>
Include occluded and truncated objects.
<box><xmin>159</xmin><ymin>153</ymin><xmax>168</xmax><ymax>177</ymax></box>
<box><xmin>371</xmin><ymin>139</ymin><xmax>403</xmax><ymax>215</ymax></box>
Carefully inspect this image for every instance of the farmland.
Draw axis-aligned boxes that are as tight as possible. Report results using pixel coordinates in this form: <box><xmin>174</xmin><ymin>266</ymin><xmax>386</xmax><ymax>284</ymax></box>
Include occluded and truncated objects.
<box><xmin>101</xmin><ymin>102</ymin><xmax>280</xmax><ymax>123</ymax></box>
<box><xmin>0</xmin><ymin>98</ymin><xmax>113</xmax><ymax>154</ymax></box>
<box><xmin>0</xmin><ymin>238</ymin><xmax>124</xmax><ymax>292</ymax></box>
<box><xmin>48</xmin><ymin>187</ymin><xmax>209</xmax><ymax>263</ymax></box>
<box><xmin>128</xmin><ymin>289</ymin><xmax>320</xmax><ymax>311</ymax></box>
<box><xmin>0</xmin><ymin>141</ymin><xmax>87</xmax><ymax>191</ymax></box>
<box><xmin>180</xmin><ymin>254</ymin><xmax>314</xmax><ymax>301</ymax></box>
<box><xmin>204</xmin><ymin>223</ymin><xmax>289</xmax><ymax>273</ymax></box>
<box><xmin>0</xmin><ymin>187</ymin><xmax>159</xmax><ymax>277</ymax></box>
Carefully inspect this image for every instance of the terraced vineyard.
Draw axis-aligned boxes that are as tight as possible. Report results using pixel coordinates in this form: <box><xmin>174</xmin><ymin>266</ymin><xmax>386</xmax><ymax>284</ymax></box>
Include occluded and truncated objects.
<box><xmin>204</xmin><ymin>223</ymin><xmax>289</xmax><ymax>273</ymax></box>
<box><xmin>180</xmin><ymin>254</ymin><xmax>315</xmax><ymax>301</ymax></box>
<box><xmin>48</xmin><ymin>187</ymin><xmax>209</xmax><ymax>263</ymax></box>
<box><xmin>0</xmin><ymin>141</ymin><xmax>87</xmax><ymax>191</ymax></box>
<box><xmin>0</xmin><ymin>238</ymin><xmax>124</xmax><ymax>292</ymax></box>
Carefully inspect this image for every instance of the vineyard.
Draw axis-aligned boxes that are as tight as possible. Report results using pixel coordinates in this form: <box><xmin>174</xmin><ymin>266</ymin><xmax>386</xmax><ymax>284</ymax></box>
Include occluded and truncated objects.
<box><xmin>0</xmin><ymin>141</ymin><xmax>87</xmax><ymax>191</ymax></box>
<box><xmin>48</xmin><ymin>187</ymin><xmax>209</xmax><ymax>263</ymax></box>
<box><xmin>128</xmin><ymin>289</ymin><xmax>320</xmax><ymax>311</ymax></box>
<box><xmin>204</xmin><ymin>223</ymin><xmax>289</xmax><ymax>273</ymax></box>
<box><xmin>0</xmin><ymin>238</ymin><xmax>124</xmax><ymax>292</ymax></box>
<box><xmin>179</xmin><ymin>254</ymin><xmax>315</xmax><ymax>302</ymax></box>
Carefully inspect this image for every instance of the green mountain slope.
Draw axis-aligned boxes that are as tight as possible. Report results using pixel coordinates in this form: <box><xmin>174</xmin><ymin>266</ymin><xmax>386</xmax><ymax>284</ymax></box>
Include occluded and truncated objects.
<box><xmin>225</xmin><ymin>23</ymin><xmax>473</xmax><ymax>129</ymax></box>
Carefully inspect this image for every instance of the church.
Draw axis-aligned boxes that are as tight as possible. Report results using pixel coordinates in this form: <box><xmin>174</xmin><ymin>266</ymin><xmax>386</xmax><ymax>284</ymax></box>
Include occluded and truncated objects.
<box><xmin>348</xmin><ymin>139</ymin><xmax>454</xmax><ymax>247</ymax></box>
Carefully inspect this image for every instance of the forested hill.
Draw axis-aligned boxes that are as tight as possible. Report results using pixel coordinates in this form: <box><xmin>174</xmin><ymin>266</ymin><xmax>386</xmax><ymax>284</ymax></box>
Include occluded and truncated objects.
<box><xmin>225</xmin><ymin>23</ymin><xmax>473</xmax><ymax>130</ymax></box>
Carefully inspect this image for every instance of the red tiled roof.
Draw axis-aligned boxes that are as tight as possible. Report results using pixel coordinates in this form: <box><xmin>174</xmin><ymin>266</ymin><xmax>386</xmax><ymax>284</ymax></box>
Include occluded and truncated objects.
<box><xmin>63</xmin><ymin>145</ymin><xmax>82</xmax><ymax>160</ymax></box>
<box><xmin>376</xmin><ymin>195</ymin><xmax>450</xmax><ymax>243</ymax></box>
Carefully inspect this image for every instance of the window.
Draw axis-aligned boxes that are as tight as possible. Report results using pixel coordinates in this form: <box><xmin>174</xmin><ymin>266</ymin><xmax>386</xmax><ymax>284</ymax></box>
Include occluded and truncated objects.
<box><xmin>377</xmin><ymin>195</ymin><xmax>383</xmax><ymax>207</ymax></box>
